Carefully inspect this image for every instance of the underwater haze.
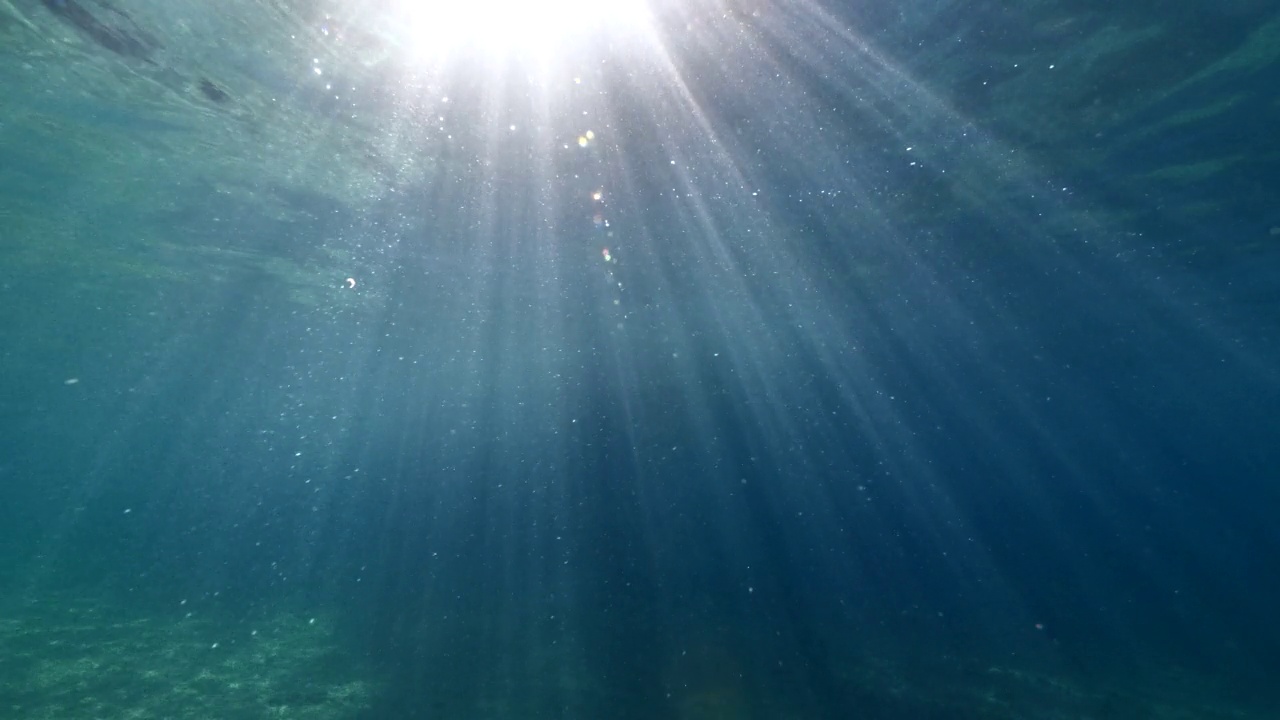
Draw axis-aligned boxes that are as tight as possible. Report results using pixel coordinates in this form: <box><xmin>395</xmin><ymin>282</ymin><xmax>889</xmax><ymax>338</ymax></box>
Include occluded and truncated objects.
<box><xmin>2</xmin><ymin>0</ymin><xmax>1279</xmax><ymax>718</ymax></box>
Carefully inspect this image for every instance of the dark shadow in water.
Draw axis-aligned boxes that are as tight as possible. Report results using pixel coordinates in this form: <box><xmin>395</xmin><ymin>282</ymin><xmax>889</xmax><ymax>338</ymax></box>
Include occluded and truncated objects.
<box><xmin>40</xmin><ymin>0</ymin><xmax>160</xmax><ymax>62</ymax></box>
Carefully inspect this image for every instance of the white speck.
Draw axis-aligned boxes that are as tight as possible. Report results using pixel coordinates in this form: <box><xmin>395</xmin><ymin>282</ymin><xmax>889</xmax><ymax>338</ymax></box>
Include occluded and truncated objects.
<box><xmin>64</xmin><ymin>378</ymin><xmax>79</xmax><ymax>385</ymax></box>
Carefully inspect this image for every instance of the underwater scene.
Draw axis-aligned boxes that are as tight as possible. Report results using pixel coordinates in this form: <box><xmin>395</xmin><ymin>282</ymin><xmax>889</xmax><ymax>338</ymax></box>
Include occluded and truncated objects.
<box><xmin>1</xmin><ymin>0</ymin><xmax>1278</xmax><ymax>718</ymax></box>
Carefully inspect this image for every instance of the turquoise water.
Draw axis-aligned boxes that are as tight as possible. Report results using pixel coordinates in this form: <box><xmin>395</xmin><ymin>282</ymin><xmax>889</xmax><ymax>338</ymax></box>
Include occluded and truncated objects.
<box><xmin>2</xmin><ymin>1</ymin><xmax>1278</xmax><ymax>718</ymax></box>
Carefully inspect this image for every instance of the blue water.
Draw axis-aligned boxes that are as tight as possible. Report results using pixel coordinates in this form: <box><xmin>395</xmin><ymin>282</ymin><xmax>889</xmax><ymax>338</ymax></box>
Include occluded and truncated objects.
<box><xmin>1</xmin><ymin>1</ymin><xmax>1278</xmax><ymax>718</ymax></box>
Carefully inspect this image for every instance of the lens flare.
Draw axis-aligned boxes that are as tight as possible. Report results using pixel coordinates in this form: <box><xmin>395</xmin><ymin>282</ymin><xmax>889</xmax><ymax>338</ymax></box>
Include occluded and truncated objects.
<box><xmin>391</xmin><ymin>0</ymin><xmax>653</xmax><ymax>60</ymax></box>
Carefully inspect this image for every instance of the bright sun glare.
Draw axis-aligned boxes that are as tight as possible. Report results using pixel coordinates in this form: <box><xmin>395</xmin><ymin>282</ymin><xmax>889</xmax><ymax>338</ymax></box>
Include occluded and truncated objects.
<box><xmin>394</xmin><ymin>0</ymin><xmax>654</xmax><ymax>60</ymax></box>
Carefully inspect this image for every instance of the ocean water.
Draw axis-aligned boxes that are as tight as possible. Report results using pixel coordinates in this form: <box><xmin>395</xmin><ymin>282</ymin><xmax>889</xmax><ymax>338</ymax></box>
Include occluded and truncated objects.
<box><xmin>1</xmin><ymin>1</ymin><xmax>1278</xmax><ymax>718</ymax></box>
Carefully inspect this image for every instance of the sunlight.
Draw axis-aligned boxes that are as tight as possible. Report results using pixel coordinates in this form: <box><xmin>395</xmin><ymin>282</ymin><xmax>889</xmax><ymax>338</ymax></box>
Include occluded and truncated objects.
<box><xmin>392</xmin><ymin>0</ymin><xmax>654</xmax><ymax>60</ymax></box>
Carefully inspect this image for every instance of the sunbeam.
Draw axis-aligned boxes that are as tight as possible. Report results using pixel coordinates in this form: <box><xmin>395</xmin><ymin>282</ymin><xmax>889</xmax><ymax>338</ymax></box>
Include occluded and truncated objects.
<box><xmin>3</xmin><ymin>0</ymin><xmax>1279</xmax><ymax>717</ymax></box>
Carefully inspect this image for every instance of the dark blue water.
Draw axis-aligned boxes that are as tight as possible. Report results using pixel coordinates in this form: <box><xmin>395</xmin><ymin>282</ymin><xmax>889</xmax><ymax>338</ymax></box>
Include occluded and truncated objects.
<box><xmin>2</xmin><ymin>1</ymin><xmax>1278</xmax><ymax>718</ymax></box>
